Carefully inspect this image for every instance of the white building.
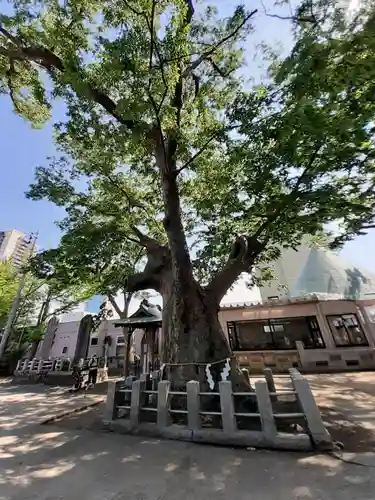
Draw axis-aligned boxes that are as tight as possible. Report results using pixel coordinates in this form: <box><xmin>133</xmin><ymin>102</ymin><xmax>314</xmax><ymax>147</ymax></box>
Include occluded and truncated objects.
<box><xmin>0</xmin><ymin>229</ymin><xmax>35</xmax><ymax>268</ymax></box>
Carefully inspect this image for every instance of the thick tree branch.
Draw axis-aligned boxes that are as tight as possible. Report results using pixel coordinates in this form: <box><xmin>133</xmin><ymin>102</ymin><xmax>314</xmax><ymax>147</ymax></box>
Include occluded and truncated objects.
<box><xmin>206</xmin><ymin>235</ymin><xmax>264</xmax><ymax>303</ymax></box>
<box><xmin>129</xmin><ymin>225</ymin><xmax>163</xmax><ymax>251</ymax></box>
<box><xmin>0</xmin><ymin>25</ymin><xmax>21</xmax><ymax>46</ymax></box>
<box><xmin>260</xmin><ymin>0</ymin><xmax>318</xmax><ymax>25</ymax></box>
<box><xmin>126</xmin><ymin>242</ymin><xmax>171</xmax><ymax>293</ymax></box>
<box><xmin>123</xmin><ymin>291</ymin><xmax>133</xmax><ymax>318</ymax></box>
<box><xmin>182</xmin><ymin>9</ymin><xmax>257</xmax><ymax>77</ymax></box>
<box><xmin>108</xmin><ymin>294</ymin><xmax>123</xmax><ymax>317</ymax></box>
<box><xmin>0</xmin><ymin>38</ymin><xmax>137</xmax><ymax>129</ymax></box>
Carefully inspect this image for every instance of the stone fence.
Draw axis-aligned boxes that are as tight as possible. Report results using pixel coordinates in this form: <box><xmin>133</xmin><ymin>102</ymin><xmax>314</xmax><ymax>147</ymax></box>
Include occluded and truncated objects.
<box><xmin>104</xmin><ymin>368</ymin><xmax>332</xmax><ymax>452</ymax></box>
<box><xmin>14</xmin><ymin>358</ymin><xmax>72</xmax><ymax>374</ymax></box>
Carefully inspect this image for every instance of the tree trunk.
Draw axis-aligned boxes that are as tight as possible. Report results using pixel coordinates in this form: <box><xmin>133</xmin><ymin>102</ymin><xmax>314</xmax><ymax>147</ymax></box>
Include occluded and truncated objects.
<box><xmin>122</xmin><ymin>327</ymin><xmax>132</xmax><ymax>377</ymax></box>
<box><xmin>160</xmin><ymin>277</ymin><xmax>247</xmax><ymax>390</ymax></box>
<box><xmin>126</xmin><ymin>141</ymin><xmax>257</xmax><ymax>390</ymax></box>
<box><xmin>121</xmin><ymin>293</ymin><xmax>132</xmax><ymax>377</ymax></box>
<box><xmin>27</xmin><ymin>291</ymin><xmax>52</xmax><ymax>360</ymax></box>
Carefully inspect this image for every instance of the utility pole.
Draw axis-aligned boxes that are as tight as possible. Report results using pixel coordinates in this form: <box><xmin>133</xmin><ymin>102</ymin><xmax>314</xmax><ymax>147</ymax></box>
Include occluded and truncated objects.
<box><xmin>0</xmin><ymin>232</ymin><xmax>38</xmax><ymax>361</ymax></box>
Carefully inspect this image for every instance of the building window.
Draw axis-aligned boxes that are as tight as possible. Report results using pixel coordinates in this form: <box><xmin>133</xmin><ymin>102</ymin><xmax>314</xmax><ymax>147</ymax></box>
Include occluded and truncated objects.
<box><xmin>327</xmin><ymin>314</ymin><xmax>368</xmax><ymax>347</ymax></box>
<box><xmin>62</xmin><ymin>346</ymin><xmax>68</xmax><ymax>354</ymax></box>
<box><xmin>90</xmin><ymin>337</ymin><xmax>98</xmax><ymax>346</ymax></box>
<box><xmin>117</xmin><ymin>336</ymin><xmax>125</xmax><ymax>345</ymax></box>
<box><xmin>228</xmin><ymin>316</ymin><xmax>325</xmax><ymax>351</ymax></box>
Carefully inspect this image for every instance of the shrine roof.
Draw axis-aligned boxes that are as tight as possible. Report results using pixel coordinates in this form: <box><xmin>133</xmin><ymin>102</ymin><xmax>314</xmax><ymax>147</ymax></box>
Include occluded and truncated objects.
<box><xmin>113</xmin><ymin>299</ymin><xmax>162</xmax><ymax>328</ymax></box>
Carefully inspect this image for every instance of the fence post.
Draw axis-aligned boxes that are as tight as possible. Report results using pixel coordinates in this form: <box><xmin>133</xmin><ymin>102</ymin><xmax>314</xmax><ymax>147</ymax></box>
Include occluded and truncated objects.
<box><xmin>219</xmin><ymin>381</ymin><xmax>237</xmax><ymax>434</ymax></box>
<box><xmin>130</xmin><ymin>379</ymin><xmax>145</xmax><ymax>427</ymax></box>
<box><xmin>37</xmin><ymin>359</ymin><xmax>44</xmax><ymax>373</ymax></box>
<box><xmin>187</xmin><ymin>380</ymin><xmax>201</xmax><ymax>430</ymax></box>
<box><xmin>157</xmin><ymin>380</ymin><xmax>171</xmax><ymax>428</ymax></box>
<box><xmin>263</xmin><ymin>368</ymin><xmax>276</xmax><ymax>393</ymax></box>
<box><xmin>255</xmin><ymin>381</ymin><xmax>277</xmax><ymax>440</ymax></box>
<box><xmin>292</xmin><ymin>375</ymin><xmax>332</xmax><ymax>450</ymax></box>
<box><xmin>124</xmin><ymin>375</ymin><xmax>135</xmax><ymax>386</ymax></box>
<box><xmin>103</xmin><ymin>380</ymin><xmax>124</xmax><ymax>422</ymax></box>
<box><xmin>241</xmin><ymin>368</ymin><xmax>253</xmax><ymax>390</ymax></box>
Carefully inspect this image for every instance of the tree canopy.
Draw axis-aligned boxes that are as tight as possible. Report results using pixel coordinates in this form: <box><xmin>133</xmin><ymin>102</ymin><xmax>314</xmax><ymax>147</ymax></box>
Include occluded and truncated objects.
<box><xmin>0</xmin><ymin>261</ymin><xmax>18</xmax><ymax>327</ymax></box>
<box><xmin>1</xmin><ymin>0</ymin><xmax>375</xmax><ymax>377</ymax></box>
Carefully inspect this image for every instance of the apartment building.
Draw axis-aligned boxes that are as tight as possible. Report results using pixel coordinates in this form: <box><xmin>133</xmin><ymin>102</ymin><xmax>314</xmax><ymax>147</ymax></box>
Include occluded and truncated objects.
<box><xmin>0</xmin><ymin>230</ymin><xmax>36</xmax><ymax>268</ymax></box>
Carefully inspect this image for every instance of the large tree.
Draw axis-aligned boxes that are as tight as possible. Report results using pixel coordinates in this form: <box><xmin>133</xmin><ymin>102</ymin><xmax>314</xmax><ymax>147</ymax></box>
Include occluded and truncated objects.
<box><xmin>1</xmin><ymin>0</ymin><xmax>375</xmax><ymax>387</ymax></box>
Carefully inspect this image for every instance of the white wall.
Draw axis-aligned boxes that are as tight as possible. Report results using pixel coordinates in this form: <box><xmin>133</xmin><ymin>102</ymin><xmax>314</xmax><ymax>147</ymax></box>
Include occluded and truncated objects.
<box><xmin>48</xmin><ymin>320</ymin><xmax>80</xmax><ymax>359</ymax></box>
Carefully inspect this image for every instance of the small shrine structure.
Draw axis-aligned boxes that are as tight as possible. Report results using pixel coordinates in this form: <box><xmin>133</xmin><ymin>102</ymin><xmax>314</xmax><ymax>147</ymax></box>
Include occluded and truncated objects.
<box><xmin>114</xmin><ymin>300</ymin><xmax>162</xmax><ymax>375</ymax></box>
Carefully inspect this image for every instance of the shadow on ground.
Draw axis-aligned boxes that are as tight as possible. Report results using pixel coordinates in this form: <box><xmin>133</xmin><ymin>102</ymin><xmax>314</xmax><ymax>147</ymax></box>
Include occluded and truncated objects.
<box><xmin>1</xmin><ymin>424</ymin><xmax>375</xmax><ymax>500</ymax></box>
<box><xmin>2</xmin><ymin>375</ymin><xmax>375</xmax><ymax>499</ymax></box>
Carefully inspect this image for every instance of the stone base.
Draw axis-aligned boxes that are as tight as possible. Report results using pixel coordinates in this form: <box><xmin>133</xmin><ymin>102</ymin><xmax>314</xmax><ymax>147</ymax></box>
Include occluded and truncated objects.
<box><xmin>106</xmin><ymin>420</ymin><xmax>313</xmax><ymax>451</ymax></box>
<box><xmin>12</xmin><ymin>367</ymin><xmax>108</xmax><ymax>387</ymax></box>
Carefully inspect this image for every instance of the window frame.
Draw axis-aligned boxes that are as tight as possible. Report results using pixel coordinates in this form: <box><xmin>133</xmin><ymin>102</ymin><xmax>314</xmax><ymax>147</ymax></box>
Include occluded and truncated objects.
<box><xmin>327</xmin><ymin>313</ymin><xmax>369</xmax><ymax>347</ymax></box>
<box><xmin>227</xmin><ymin>316</ymin><xmax>325</xmax><ymax>351</ymax></box>
<box><xmin>90</xmin><ymin>337</ymin><xmax>99</xmax><ymax>346</ymax></box>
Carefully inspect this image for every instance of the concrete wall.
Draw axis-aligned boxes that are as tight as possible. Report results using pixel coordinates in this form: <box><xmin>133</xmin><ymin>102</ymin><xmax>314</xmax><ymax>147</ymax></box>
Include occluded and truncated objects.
<box><xmin>48</xmin><ymin>320</ymin><xmax>80</xmax><ymax>359</ymax></box>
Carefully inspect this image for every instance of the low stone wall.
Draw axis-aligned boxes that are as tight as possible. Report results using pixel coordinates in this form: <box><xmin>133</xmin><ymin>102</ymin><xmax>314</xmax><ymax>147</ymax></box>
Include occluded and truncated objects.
<box><xmin>295</xmin><ymin>341</ymin><xmax>375</xmax><ymax>372</ymax></box>
<box><xmin>103</xmin><ymin>369</ymin><xmax>332</xmax><ymax>452</ymax></box>
<box><xmin>13</xmin><ymin>358</ymin><xmax>108</xmax><ymax>386</ymax></box>
<box><xmin>235</xmin><ymin>350</ymin><xmax>300</xmax><ymax>373</ymax></box>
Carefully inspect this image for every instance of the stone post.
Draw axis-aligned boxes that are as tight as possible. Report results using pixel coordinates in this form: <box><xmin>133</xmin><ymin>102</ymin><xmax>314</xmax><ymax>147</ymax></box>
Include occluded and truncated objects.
<box><xmin>130</xmin><ymin>379</ymin><xmax>145</xmax><ymax>427</ymax></box>
<box><xmin>219</xmin><ymin>381</ymin><xmax>237</xmax><ymax>434</ymax></box>
<box><xmin>157</xmin><ymin>380</ymin><xmax>171</xmax><ymax>428</ymax></box>
<box><xmin>241</xmin><ymin>368</ymin><xmax>253</xmax><ymax>390</ymax></box>
<box><xmin>295</xmin><ymin>341</ymin><xmax>306</xmax><ymax>369</ymax></box>
<box><xmin>125</xmin><ymin>375</ymin><xmax>137</xmax><ymax>386</ymax></box>
<box><xmin>187</xmin><ymin>381</ymin><xmax>201</xmax><ymax>430</ymax></box>
<box><xmin>293</xmin><ymin>376</ymin><xmax>332</xmax><ymax>450</ymax></box>
<box><xmin>37</xmin><ymin>359</ymin><xmax>44</xmax><ymax>373</ymax></box>
<box><xmin>263</xmin><ymin>368</ymin><xmax>276</xmax><ymax>393</ymax></box>
<box><xmin>103</xmin><ymin>380</ymin><xmax>124</xmax><ymax>422</ymax></box>
<box><xmin>255</xmin><ymin>381</ymin><xmax>277</xmax><ymax>440</ymax></box>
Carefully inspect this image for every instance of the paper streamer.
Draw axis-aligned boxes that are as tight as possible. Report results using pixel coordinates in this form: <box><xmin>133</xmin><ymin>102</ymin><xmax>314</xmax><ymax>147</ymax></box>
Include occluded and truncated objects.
<box><xmin>205</xmin><ymin>363</ymin><xmax>215</xmax><ymax>390</ymax></box>
<box><xmin>220</xmin><ymin>358</ymin><xmax>231</xmax><ymax>381</ymax></box>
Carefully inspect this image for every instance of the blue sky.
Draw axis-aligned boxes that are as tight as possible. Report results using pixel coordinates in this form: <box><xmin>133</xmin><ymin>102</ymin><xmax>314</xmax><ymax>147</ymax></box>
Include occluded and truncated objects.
<box><xmin>1</xmin><ymin>0</ymin><xmax>374</xmax><ymax>313</ymax></box>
